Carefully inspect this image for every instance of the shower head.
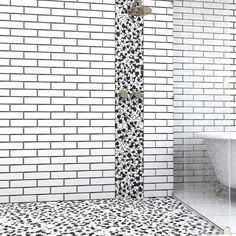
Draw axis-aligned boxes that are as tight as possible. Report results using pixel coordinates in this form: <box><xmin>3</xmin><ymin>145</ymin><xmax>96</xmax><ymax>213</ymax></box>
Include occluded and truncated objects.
<box><xmin>128</xmin><ymin>0</ymin><xmax>152</xmax><ymax>16</ymax></box>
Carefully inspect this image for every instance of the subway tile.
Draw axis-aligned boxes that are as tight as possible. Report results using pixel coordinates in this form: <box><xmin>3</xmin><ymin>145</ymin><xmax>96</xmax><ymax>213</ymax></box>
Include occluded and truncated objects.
<box><xmin>0</xmin><ymin>0</ymin><xmax>175</xmax><ymax>201</ymax></box>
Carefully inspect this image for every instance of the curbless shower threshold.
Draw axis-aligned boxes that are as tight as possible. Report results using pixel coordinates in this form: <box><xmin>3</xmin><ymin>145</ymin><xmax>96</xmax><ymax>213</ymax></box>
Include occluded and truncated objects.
<box><xmin>174</xmin><ymin>196</ymin><xmax>224</xmax><ymax>236</ymax></box>
<box><xmin>0</xmin><ymin>197</ymin><xmax>223</xmax><ymax>236</ymax></box>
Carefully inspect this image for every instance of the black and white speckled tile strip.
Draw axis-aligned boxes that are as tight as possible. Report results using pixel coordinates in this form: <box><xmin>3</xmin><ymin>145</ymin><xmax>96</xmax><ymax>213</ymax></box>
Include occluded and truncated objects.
<box><xmin>0</xmin><ymin>197</ymin><xmax>223</xmax><ymax>236</ymax></box>
<box><xmin>115</xmin><ymin>0</ymin><xmax>144</xmax><ymax>198</ymax></box>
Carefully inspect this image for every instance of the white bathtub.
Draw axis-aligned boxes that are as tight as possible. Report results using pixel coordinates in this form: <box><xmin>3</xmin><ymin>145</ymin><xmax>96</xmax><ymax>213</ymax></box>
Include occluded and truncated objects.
<box><xmin>197</xmin><ymin>132</ymin><xmax>236</xmax><ymax>189</ymax></box>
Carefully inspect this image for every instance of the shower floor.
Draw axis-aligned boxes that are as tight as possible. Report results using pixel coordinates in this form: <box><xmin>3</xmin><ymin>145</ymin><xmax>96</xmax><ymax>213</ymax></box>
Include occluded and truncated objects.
<box><xmin>0</xmin><ymin>197</ymin><xmax>222</xmax><ymax>236</ymax></box>
<box><xmin>176</xmin><ymin>187</ymin><xmax>236</xmax><ymax>233</ymax></box>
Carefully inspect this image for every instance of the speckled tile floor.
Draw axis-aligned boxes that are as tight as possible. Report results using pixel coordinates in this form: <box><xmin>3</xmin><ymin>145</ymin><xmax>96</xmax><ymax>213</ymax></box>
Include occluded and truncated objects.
<box><xmin>176</xmin><ymin>188</ymin><xmax>236</xmax><ymax>234</ymax></box>
<box><xmin>0</xmin><ymin>197</ymin><xmax>223</xmax><ymax>236</ymax></box>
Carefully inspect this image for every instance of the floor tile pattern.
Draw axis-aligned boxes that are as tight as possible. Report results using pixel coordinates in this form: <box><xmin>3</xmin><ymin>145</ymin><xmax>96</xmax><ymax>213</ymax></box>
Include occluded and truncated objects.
<box><xmin>0</xmin><ymin>197</ymin><xmax>222</xmax><ymax>236</ymax></box>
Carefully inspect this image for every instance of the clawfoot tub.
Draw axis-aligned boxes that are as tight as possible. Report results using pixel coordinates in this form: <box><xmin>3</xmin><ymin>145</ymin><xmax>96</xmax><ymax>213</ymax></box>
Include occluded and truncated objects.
<box><xmin>198</xmin><ymin>132</ymin><xmax>236</xmax><ymax>189</ymax></box>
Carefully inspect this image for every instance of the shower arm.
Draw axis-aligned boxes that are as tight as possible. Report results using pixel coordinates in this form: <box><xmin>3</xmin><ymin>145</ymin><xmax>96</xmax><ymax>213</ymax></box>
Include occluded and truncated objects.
<box><xmin>128</xmin><ymin>0</ymin><xmax>152</xmax><ymax>16</ymax></box>
<box><xmin>130</xmin><ymin>0</ymin><xmax>142</xmax><ymax>11</ymax></box>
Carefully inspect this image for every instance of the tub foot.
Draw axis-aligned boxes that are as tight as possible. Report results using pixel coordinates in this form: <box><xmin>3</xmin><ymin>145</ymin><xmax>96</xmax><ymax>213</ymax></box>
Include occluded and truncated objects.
<box><xmin>215</xmin><ymin>182</ymin><xmax>226</xmax><ymax>198</ymax></box>
<box><xmin>224</xmin><ymin>226</ymin><xmax>231</xmax><ymax>235</ymax></box>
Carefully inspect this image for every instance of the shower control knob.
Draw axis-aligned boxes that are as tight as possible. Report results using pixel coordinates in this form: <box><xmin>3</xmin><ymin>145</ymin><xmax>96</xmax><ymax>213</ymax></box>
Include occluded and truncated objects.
<box><xmin>119</xmin><ymin>90</ymin><xmax>128</xmax><ymax>99</ymax></box>
<box><xmin>134</xmin><ymin>90</ymin><xmax>143</xmax><ymax>98</ymax></box>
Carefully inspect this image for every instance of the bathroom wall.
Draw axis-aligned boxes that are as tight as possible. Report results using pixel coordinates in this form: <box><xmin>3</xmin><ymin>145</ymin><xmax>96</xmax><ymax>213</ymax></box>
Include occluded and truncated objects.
<box><xmin>115</xmin><ymin>0</ymin><xmax>145</xmax><ymax>198</ymax></box>
<box><xmin>173</xmin><ymin>0</ymin><xmax>234</xmax><ymax>188</ymax></box>
<box><xmin>0</xmin><ymin>0</ymin><xmax>174</xmax><ymax>202</ymax></box>
<box><xmin>0</xmin><ymin>0</ymin><xmax>116</xmax><ymax>203</ymax></box>
<box><xmin>115</xmin><ymin>0</ymin><xmax>173</xmax><ymax>199</ymax></box>
<box><xmin>143</xmin><ymin>0</ymin><xmax>174</xmax><ymax>197</ymax></box>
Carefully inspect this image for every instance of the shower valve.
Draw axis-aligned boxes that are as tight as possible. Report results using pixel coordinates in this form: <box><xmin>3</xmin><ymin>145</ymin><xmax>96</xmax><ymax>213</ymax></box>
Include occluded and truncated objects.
<box><xmin>118</xmin><ymin>90</ymin><xmax>143</xmax><ymax>99</ymax></box>
<box><xmin>119</xmin><ymin>90</ymin><xmax>129</xmax><ymax>99</ymax></box>
<box><xmin>134</xmin><ymin>90</ymin><xmax>143</xmax><ymax>98</ymax></box>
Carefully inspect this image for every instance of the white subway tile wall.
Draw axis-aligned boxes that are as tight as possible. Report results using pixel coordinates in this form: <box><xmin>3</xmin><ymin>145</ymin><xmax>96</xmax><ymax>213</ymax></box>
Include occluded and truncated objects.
<box><xmin>143</xmin><ymin>0</ymin><xmax>174</xmax><ymax>197</ymax></box>
<box><xmin>173</xmin><ymin>0</ymin><xmax>234</xmax><ymax>188</ymax></box>
<box><xmin>0</xmin><ymin>0</ymin><xmax>175</xmax><ymax>202</ymax></box>
<box><xmin>232</xmin><ymin>1</ymin><xmax>236</xmax><ymax>128</ymax></box>
<box><xmin>0</xmin><ymin>0</ymin><xmax>116</xmax><ymax>203</ymax></box>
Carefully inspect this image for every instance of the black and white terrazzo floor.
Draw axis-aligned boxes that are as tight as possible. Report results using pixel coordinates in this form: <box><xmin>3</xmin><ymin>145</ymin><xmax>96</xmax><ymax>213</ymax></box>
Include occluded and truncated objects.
<box><xmin>0</xmin><ymin>197</ymin><xmax>223</xmax><ymax>236</ymax></box>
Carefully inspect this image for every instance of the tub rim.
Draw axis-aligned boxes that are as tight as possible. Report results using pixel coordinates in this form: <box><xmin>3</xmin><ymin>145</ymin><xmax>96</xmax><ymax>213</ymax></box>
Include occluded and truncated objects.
<box><xmin>195</xmin><ymin>132</ymin><xmax>236</xmax><ymax>140</ymax></box>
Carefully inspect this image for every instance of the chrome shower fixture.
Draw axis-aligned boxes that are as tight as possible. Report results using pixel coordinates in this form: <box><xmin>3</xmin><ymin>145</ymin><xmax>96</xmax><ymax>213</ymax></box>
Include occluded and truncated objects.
<box><xmin>128</xmin><ymin>0</ymin><xmax>152</xmax><ymax>16</ymax></box>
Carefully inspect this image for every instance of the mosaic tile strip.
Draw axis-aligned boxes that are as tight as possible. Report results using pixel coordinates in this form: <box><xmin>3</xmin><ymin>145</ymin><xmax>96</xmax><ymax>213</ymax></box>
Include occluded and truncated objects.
<box><xmin>115</xmin><ymin>0</ymin><xmax>144</xmax><ymax>198</ymax></box>
<box><xmin>0</xmin><ymin>197</ymin><xmax>223</xmax><ymax>236</ymax></box>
